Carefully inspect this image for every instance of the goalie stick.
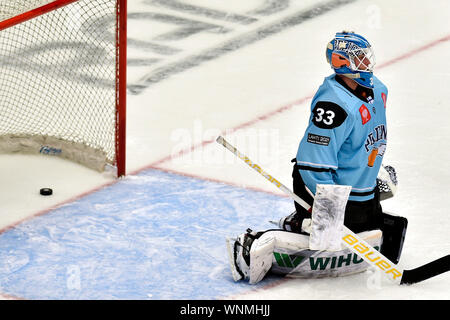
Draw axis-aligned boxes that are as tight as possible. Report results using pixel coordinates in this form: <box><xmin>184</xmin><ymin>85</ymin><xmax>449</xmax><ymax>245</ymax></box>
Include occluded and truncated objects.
<box><xmin>216</xmin><ymin>135</ymin><xmax>450</xmax><ymax>285</ymax></box>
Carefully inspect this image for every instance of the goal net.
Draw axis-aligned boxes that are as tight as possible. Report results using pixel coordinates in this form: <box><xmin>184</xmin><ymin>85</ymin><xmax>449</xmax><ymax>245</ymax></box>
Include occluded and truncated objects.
<box><xmin>0</xmin><ymin>0</ymin><xmax>127</xmax><ymax>176</ymax></box>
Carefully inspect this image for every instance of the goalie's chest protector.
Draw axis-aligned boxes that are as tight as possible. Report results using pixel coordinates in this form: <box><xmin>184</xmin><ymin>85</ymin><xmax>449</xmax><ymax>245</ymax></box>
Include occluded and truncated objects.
<box><xmin>298</xmin><ymin>75</ymin><xmax>388</xmax><ymax>201</ymax></box>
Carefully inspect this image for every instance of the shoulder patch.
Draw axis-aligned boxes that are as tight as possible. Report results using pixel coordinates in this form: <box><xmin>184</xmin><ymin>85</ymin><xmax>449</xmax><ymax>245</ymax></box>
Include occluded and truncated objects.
<box><xmin>381</xmin><ymin>92</ymin><xmax>387</xmax><ymax>108</ymax></box>
<box><xmin>312</xmin><ymin>101</ymin><xmax>347</xmax><ymax>129</ymax></box>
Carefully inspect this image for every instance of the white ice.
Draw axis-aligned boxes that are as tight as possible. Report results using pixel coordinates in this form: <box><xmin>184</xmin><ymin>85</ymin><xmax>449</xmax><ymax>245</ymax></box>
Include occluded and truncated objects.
<box><xmin>0</xmin><ymin>0</ymin><xmax>449</xmax><ymax>299</ymax></box>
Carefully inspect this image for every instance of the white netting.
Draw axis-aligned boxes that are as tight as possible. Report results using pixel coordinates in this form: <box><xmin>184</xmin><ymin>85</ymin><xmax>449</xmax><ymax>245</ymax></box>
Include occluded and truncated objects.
<box><xmin>0</xmin><ymin>0</ymin><xmax>122</xmax><ymax>171</ymax></box>
<box><xmin>0</xmin><ymin>1</ymin><xmax>54</xmax><ymax>22</ymax></box>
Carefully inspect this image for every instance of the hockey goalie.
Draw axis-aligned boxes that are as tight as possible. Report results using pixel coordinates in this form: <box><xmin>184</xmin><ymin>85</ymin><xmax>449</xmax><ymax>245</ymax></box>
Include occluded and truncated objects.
<box><xmin>226</xmin><ymin>31</ymin><xmax>408</xmax><ymax>284</ymax></box>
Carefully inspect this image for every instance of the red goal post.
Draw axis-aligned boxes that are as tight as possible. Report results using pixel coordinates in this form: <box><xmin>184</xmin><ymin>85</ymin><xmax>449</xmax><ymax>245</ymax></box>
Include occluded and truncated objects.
<box><xmin>0</xmin><ymin>0</ymin><xmax>127</xmax><ymax>177</ymax></box>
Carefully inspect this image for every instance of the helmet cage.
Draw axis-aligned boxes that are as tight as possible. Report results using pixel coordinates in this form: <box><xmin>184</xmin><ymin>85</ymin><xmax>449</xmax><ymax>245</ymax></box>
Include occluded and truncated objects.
<box><xmin>347</xmin><ymin>46</ymin><xmax>376</xmax><ymax>73</ymax></box>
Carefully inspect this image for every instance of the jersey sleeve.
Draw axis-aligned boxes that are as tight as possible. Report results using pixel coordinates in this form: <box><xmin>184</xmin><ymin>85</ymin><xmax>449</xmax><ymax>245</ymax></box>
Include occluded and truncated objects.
<box><xmin>296</xmin><ymin>100</ymin><xmax>354</xmax><ymax>194</ymax></box>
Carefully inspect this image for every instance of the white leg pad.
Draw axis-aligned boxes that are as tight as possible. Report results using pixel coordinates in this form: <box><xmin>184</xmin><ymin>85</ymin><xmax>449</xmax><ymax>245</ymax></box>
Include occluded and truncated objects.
<box><xmin>248</xmin><ymin>232</ymin><xmax>275</xmax><ymax>284</ymax></box>
<box><xmin>225</xmin><ymin>237</ymin><xmax>243</xmax><ymax>282</ymax></box>
<box><xmin>271</xmin><ymin>229</ymin><xmax>382</xmax><ymax>279</ymax></box>
<box><xmin>229</xmin><ymin>229</ymin><xmax>383</xmax><ymax>283</ymax></box>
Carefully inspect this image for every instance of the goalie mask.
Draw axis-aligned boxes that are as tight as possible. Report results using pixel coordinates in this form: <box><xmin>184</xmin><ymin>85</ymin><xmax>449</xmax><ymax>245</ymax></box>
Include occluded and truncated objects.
<box><xmin>326</xmin><ymin>31</ymin><xmax>376</xmax><ymax>88</ymax></box>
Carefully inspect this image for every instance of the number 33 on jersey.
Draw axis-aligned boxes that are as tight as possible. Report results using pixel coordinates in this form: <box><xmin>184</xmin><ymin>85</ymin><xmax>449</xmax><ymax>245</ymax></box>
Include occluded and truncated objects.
<box><xmin>312</xmin><ymin>101</ymin><xmax>347</xmax><ymax>129</ymax></box>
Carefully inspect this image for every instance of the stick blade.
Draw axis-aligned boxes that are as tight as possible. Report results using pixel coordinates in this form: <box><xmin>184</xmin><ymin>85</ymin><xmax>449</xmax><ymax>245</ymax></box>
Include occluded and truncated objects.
<box><xmin>400</xmin><ymin>255</ymin><xmax>450</xmax><ymax>285</ymax></box>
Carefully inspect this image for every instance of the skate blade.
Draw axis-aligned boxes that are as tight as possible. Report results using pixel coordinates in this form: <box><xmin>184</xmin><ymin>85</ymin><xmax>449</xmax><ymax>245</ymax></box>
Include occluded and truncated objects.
<box><xmin>225</xmin><ymin>237</ymin><xmax>242</xmax><ymax>282</ymax></box>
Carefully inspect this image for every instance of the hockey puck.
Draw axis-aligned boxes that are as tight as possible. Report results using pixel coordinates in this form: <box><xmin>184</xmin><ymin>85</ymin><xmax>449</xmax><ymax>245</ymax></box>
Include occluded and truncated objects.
<box><xmin>40</xmin><ymin>188</ymin><xmax>53</xmax><ymax>196</ymax></box>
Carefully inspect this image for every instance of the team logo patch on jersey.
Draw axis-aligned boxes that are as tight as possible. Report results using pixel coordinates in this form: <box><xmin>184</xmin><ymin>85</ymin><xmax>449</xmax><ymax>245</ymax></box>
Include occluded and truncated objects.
<box><xmin>312</xmin><ymin>101</ymin><xmax>347</xmax><ymax>129</ymax></box>
<box><xmin>359</xmin><ymin>104</ymin><xmax>371</xmax><ymax>125</ymax></box>
<box><xmin>381</xmin><ymin>92</ymin><xmax>387</xmax><ymax>108</ymax></box>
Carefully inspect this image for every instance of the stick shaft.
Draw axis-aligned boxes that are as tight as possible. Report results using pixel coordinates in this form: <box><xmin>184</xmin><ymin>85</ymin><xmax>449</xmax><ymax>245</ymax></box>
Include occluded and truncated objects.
<box><xmin>216</xmin><ymin>136</ymin><xmax>311</xmax><ymax>210</ymax></box>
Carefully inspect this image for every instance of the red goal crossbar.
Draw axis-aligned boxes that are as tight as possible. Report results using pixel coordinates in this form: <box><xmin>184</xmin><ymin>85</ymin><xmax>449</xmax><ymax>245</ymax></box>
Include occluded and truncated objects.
<box><xmin>0</xmin><ymin>0</ymin><xmax>79</xmax><ymax>31</ymax></box>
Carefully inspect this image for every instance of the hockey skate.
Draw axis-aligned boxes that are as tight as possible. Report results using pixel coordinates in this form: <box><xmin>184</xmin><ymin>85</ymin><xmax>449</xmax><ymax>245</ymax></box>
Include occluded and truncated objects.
<box><xmin>270</xmin><ymin>211</ymin><xmax>311</xmax><ymax>234</ymax></box>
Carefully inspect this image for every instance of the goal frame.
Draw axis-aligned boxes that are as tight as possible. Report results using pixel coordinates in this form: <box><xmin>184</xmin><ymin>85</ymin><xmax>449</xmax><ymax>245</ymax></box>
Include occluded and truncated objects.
<box><xmin>0</xmin><ymin>0</ymin><xmax>127</xmax><ymax>177</ymax></box>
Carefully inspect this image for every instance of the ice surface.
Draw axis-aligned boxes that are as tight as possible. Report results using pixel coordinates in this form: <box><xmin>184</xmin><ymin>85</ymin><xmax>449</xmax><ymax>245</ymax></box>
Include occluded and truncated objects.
<box><xmin>0</xmin><ymin>0</ymin><xmax>449</xmax><ymax>299</ymax></box>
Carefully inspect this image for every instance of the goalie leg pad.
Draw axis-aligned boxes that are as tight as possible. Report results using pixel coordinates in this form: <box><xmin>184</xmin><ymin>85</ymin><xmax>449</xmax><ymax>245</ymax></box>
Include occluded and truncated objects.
<box><xmin>226</xmin><ymin>229</ymin><xmax>274</xmax><ymax>284</ymax></box>
<box><xmin>248</xmin><ymin>232</ymin><xmax>275</xmax><ymax>284</ymax></box>
<box><xmin>270</xmin><ymin>229</ymin><xmax>383</xmax><ymax>279</ymax></box>
<box><xmin>228</xmin><ymin>229</ymin><xmax>383</xmax><ymax>283</ymax></box>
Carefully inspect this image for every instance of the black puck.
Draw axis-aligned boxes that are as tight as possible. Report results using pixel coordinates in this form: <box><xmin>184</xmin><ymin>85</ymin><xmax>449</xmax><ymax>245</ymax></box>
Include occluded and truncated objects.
<box><xmin>40</xmin><ymin>188</ymin><xmax>53</xmax><ymax>196</ymax></box>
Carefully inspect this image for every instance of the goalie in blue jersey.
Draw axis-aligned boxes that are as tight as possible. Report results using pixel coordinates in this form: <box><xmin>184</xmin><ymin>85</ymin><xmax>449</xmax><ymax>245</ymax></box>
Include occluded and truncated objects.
<box><xmin>227</xmin><ymin>32</ymin><xmax>408</xmax><ymax>284</ymax></box>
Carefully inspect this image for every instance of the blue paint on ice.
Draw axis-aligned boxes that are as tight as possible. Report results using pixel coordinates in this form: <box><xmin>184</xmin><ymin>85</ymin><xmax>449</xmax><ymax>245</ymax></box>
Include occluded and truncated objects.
<box><xmin>0</xmin><ymin>169</ymin><xmax>293</xmax><ymax>299</ymax></box>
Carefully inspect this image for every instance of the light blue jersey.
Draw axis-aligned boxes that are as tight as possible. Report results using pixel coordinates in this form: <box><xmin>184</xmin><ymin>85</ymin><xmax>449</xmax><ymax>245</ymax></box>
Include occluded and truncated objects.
<box><xmin>296</xmin><ymin>74</ymin><xmax>388</xmax><ymax>202</ymax></box>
